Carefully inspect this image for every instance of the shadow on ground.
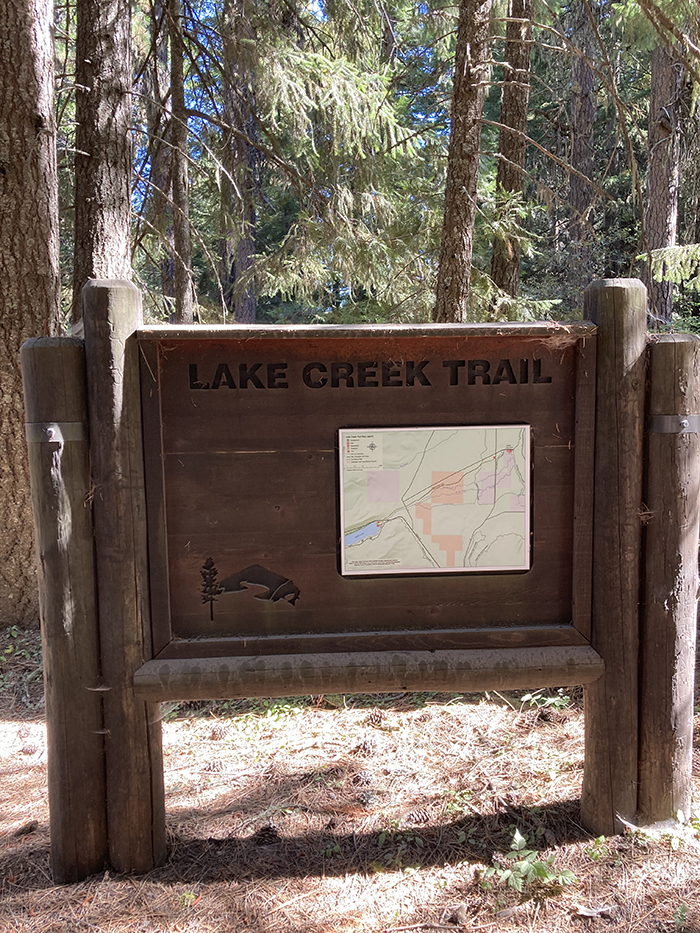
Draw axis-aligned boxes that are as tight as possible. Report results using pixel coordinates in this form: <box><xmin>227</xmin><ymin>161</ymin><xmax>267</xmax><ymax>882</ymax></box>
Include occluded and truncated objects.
<box><xmin>0</xmin><ymin>798</ymin><xmax>587</xmax><ymax>892</ymax></box>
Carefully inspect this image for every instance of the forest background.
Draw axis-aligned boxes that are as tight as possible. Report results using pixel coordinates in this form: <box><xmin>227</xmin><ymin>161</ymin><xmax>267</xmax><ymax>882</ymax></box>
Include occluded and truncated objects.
<box><xmin>1</xmin><ymin>0</ymin><xmax>700</xmax><ymax>623</ymax></box>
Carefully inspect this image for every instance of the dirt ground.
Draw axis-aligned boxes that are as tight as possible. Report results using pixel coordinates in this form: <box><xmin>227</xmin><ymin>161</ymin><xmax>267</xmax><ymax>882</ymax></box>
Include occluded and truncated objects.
<box><xmin>1</xmin><ymin>626</ymin><xmax>699</xmax><ymax>933</ymax></box>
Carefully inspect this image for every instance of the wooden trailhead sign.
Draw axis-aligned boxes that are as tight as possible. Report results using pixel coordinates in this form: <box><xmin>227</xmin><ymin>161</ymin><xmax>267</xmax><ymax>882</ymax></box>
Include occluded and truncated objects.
<box><xmin>21</xmin><ymin>279</ymin><xmax>700</xmax><ymax>883</ymax></box>
<box><xmin>140</xmin><ymin>325</ymin><xmax>594</xmax><ymax>659</ymax></box>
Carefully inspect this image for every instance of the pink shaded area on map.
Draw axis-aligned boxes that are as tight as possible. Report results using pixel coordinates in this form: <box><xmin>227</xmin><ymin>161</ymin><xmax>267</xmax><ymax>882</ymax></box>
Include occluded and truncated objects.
<box><xmin>477</xmin><ymin>450</ymin><xmax>517</xmax><ymax>504</ymax></box>
<box><xmin>367</xmin><ymin>470</ymin><xmax>401</xmax><ymax>502</ymax></box>
<box><xmin>415</xmin><ymin>501</ymin><xmax>432</xmax><ymax>535</ymax></box>
<box><xmin>431</xmin><ymin>471</ymin><xmax>463</xmax><ymax>504</ymax></box>
<box><xmin>432</xmin><ymin>535</ymin><xmax>462</xmax><ymax>567</ymax></box>
<box><xmin>510</xmin><ymin>494</ymin><xmax>525</xmax><ymax>511</ymax></box>
<box><xmin>415</xmin><ymin>495</ymin><xmax>463</xmax><ymax>567</ymax></box>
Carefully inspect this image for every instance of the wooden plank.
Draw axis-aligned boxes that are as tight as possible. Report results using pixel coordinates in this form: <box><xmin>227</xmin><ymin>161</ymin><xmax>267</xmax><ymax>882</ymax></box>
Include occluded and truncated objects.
<box><xmin>20</xmin><ymin>337</ymin><xmax>108</xmax><ymax>883</ymax></box>
<box><xmin>638</xmin><ymin>334</ymin><xmax>700</xmax><ymax>822</ymax></box>
<box><xmin>134</xmin><ymin>645</ymin><xmax>605</xmax><ymax>702</ymax></box>
<box><xmin>572</xmin><ymin>335</ymin><xmax>597</xmax><ymax>640</ymax></box>
<box><xmin>138</xmin><ymin>321</ymin><xmax>597</xmax><ymax>340</ymax></box>
<box><xmin>139</xmin><ymin>339</ymin><xmax>171</xmax><ymax>655</ymax></box>
<box><xmin>156</xmin><ymin>624</ymin><xmax>589</xmax><ymax>659</ymax></box>
<box><xmin>580</xmin><ymin>279</ymin><xmax>647</xmax><ymax>836</ymax></box>
<box><xmin>160</xmin><ymin>441</ymin><xmax>574</xmax><ymax>639</ymax></box>
<box><xmin>83</xmin><ymin>281</ymin><xmax>166</xmax><ymax>874</ymax></box>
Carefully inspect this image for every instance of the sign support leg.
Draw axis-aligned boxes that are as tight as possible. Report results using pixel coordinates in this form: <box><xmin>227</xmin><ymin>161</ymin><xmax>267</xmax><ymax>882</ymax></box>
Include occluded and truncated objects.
<box><xmin>20</xmin><ymin>337</ymin><xmax>108</xmax><ymax>882</ymax></box>
<box><xmin>581</xmin><ymin>278</ymin><xmax>647</xmax><ymax>835</ymax></box>
<box><xmin>83</xmin><ymin>280</ymin><xmax>166</xmax><ymax>873</ymax></box>
<box><xmin>638</xmin><ymin>334</ymin><xmax>700</xmax><ymax>822</ymax></box>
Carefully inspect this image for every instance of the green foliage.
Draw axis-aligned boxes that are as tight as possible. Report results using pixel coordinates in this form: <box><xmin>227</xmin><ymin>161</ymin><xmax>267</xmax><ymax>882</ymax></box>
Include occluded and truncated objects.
<box><xmin>482</xmin><ymin>828</ymin><xmax>576</xmax><ymax>894</ymax></box>
<box><xmin>375</xmin><ymin>822</ymin><xmax>426</xmax><ymax>870</ymax></box>
<box><xmin>646</xmin><ymin>244</ymin><xmax>700</xmax><ymax>289</ymax></box>
<box><xmin>586</xmin><ymin>835</ymin><xmax>611</xmax><ymax>861</ymax></box>
<box><xmin>520</xmin><ymin>688</ymin><xmax>570</xmax><ymax>712</ymax></box>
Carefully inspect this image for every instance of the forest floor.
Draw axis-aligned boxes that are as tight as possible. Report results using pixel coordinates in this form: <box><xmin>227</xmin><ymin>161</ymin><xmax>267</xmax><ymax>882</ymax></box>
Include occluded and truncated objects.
<box><xmin>1</xmin><ymin>626</ymin><xmax>699</xmax><ymax>933</ymax></box>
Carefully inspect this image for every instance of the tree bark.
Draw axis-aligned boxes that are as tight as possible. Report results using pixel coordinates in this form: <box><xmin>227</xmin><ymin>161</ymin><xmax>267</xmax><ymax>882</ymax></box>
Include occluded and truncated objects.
<box><xmin>72</xmin><ymin>0</ymin><xmax>133</xmax><ymax>321</ymax></box>
<box><xmin>490</xmin><ymin>0</ymin><xmax>533</xmax><ymax>300</ymax></box>
<box><xmin>169</xmin><ymin>0</ymin><xmax>194</xmax><ymax>323</ymax></box>
<box><xmin>145</xmin><ymin>0</ymin><xmax>175</xmax><ymax>310</ymax></box>
<box><xmin>220</xmin><ymin>0</ymin><xmax>257</xmax><ymax>324</ymax></box>
<box><xmin>645</xmin><ymin>43</ymin><xmax>683</xmax><ymax>324</ymax></box>
<box><xmin>569</xmin><ymin>0</ymin><xmax>596</xmax><ymax>296</ymax></box>
<box><xmin>434</xmin><ymin>0</ymin><xmax>493</xmax><ymax>322</ymax></box>
<box><xmin>0</xmin><ymin>0</ymin><xmax>60</xmax><ymax>626</ymax></box>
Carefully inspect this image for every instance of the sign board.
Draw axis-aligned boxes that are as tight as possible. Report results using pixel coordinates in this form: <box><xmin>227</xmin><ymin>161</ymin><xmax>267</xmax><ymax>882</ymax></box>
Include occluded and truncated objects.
<box><xmin>139</xmin><ymin>323</ymin><xmax>596</xmax><ymax>661</ymax></box>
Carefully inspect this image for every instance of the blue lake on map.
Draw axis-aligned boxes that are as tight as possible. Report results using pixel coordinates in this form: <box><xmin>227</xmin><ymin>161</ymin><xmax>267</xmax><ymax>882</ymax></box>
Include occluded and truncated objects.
<box><xmin>345</xmin><ymin>522</ymin><xmax>380</xmax><ymax>547</ymax></box>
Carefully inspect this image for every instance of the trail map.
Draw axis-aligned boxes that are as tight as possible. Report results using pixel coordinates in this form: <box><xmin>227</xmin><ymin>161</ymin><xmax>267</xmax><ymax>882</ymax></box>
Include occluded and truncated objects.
<box><xmin>339</xmin><ymin>425</ymin><xmax>530</xmax><ymax>575</ymax></box>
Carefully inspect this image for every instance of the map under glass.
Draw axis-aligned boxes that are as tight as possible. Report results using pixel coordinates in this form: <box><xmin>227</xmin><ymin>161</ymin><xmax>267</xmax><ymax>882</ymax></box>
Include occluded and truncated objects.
<box><xmin>339</xmin><ymin>425</ymin><xmax>531</xmax><ymax>575</ymax></box>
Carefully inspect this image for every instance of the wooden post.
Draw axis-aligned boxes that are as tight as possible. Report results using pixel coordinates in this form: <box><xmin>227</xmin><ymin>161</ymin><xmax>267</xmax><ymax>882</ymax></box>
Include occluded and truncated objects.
<box><xmin>82</xmin><ymin>281</ymin><xmax>166</xmax><ymax>873</ymax></box>
<box><xmin>638</xmin><ymin>334</ymin><xmax>700</xmax><ymax>822</ymax></box>
<box><xmin>581</xmin><ymin>279</ymin><xmax>647</xmax><ymax>836</ymax></box>
<box><xmin>20</xmin><ymin>337</ymin><xmax>108</xmax><ymax>883</ymax></box>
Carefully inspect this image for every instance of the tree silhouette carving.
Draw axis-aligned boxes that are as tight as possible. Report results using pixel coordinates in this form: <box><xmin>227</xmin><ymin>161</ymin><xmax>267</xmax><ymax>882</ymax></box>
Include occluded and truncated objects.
<box><xmin>200</xmin><ymin>557</ymin><xmax>223</xmax><ymax>621</ymax></box>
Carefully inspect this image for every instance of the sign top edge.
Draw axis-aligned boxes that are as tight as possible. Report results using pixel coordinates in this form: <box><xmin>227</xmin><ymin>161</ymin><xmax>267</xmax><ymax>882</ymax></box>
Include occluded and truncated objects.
<box><xmin>136</xmin><ymin>321</ymin><xmax>597</xmax><ymax>339</ymax></box>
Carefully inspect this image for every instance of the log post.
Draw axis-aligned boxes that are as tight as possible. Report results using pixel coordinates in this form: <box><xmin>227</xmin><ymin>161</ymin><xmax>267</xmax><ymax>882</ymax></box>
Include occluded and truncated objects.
<box><xmin>638</xmin><ymin>334</ymin><xmax>700</xmax><ymax>822</ymax></box>
<box><xmin>581</xmin><ymin>279</ymin><xmax>647</xmax><ymax>836</ymax></box>
<box><xmin>20</xmin><ymin>337</ymin><xmax>108</xmax><ymax>883</ymax></box>
<box><xmin>82</xmin><ymin>281</ymin><xmax>166</xmax><ymax>873</ymax></box>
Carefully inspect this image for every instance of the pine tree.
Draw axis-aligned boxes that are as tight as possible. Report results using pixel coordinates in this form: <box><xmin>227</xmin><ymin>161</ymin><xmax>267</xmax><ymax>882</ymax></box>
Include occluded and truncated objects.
<box><xmin>72</xmin><ymin>0</ymin><xmax>133</xmax><ymax>319</ymax></box>
<box><xmin>201</xmin><ymin>558</ymin><xmax>223</xmax><ymax>621</ymax></box>
<box><xmin>435</xmin><ymin>0</ymin><xmax>494</xmax><ymax>321</ymax></box>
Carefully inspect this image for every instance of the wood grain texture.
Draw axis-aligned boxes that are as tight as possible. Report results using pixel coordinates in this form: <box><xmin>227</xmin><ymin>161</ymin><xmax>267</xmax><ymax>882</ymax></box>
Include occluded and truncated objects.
<box><xmin>140</xmin><ymin>332</ymin><xmax>593</xmax><ymax>652</ymax></box>
<box><xmin>638</xmin><ymin>334</ymin><xmax>700</xmax><ymax>821</ymax></box>
<box><xmin>581</xmin><ymin>279</ymin><xmax>647</xmax><ymax>836</ymax></box>
<box><xmin>138</xmin><ymin>322</ymin><xmax>596</xmax><ymax>340</ymax></box>
<box><xmin>83</xmin><ymin>281</ymin><xmax>166</xmax><ymax>874</ymax></box>
<box><xmin>156</xmin><ymin>624</ymin><xmax>590</xmax><ymax>659</ymax></box>
<box><xmin>20</xmin><ymin>337</ymin><xmax>107</xmax><ymax>883</ymax></box>
<box><xmin>134</xmin><ymin>645</ymin><xmax>605</xmax><ymax>702</ymax></box>
<box><xmin>572</xmin><ymin>336</ymin><xmax>596</xmax><ymax>640</ymax></box>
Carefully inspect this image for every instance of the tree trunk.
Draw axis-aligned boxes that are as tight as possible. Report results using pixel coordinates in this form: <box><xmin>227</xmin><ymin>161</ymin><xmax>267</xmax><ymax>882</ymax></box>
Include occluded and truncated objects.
<box><xmin>490</xmin><ymin>0</ymin><xmax>533</xmax><ymax>301</ymax></box>
<box><xmin>145</xmin><ymin>0</ymin><xmax>175</xmax><ymax>311</ymax></box>
<box><xmin>569</xmin><ymin>0</ymin><xmax>596</xmax><ymax>293</ymax></box>
<box><xmin>434</xmin><ymin>0</ymin><xmax>493</xmax><ymax>322</ymax></box>
<box><xmin>220</xmin><ymin>0</ymin><xmax>257</xmax><ymax>324</ymax></box>
<box><xmin>0</xmin><ymin>0</ymin><xmax>60</xmax><ymax>626</ymax></box>
<box><xmin>169</xmin><ymin>0</ymin><xmax>194</xmax><ymax>323</ymax></box>
<box><xmin>645</xmin><ymin>43</ymin><xmax>683</xmax><ymax>324</ymax></box>
<box><xmin>72</xmin><ymin>0</ymin><xmax>133</xmax><ymax>321</ymax></box>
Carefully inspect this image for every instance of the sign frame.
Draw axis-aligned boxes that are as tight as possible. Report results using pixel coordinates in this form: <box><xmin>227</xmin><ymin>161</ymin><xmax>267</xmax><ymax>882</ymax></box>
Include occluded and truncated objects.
<box><xmin>137</xmin><ymin>322</ymin><xmax>597</xmax><ymax>664</ymax></box>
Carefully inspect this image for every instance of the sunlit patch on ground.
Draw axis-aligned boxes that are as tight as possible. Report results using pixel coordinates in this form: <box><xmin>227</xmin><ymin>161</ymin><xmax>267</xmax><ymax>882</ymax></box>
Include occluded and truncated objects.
<box><xmin>1</xmin><ymin>629</ymin><xmax>699</xmax><ymax>932</ymax></box>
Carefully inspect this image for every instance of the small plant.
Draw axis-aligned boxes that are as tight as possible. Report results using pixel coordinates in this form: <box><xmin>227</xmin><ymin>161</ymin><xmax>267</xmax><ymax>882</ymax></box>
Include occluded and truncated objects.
<box><xmin>179</xmin><ymin>891</ymin><xmax>198</xmax><ymax>908</ymax></box>
<box><xmin>586</xmin><ymin>835</ymin><xmax>610</xmax><ymax>861</ymax></box>
<box><xmin>520</xmin><ymin>688</ymin><xmax>570</xmax><ymax>712</ymax></box>
<box><xmin>376</xmin><ymin>825</ymin><xmax>425</xmax><ymax>869</ymax></box>
<box><xmin>322</xmin><ymin>842</ymin><xmax>341</xmax><ymax>859</ymax></box>
<box><xmin>482</xmin><ymin>828</ymin><xmax>576</xmax><ymax>894</ymax></box>
<box><xmin>674</xmin><ymin>903</ymin><xmax>689</xmax><ymax>931</ymax></box>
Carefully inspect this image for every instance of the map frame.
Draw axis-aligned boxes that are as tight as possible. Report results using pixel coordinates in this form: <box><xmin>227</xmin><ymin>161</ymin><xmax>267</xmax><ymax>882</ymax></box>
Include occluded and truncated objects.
<box><xmin>339</xmin><ymin>424</ymin><xmax>531</xmax><ymax>577</ymax></box>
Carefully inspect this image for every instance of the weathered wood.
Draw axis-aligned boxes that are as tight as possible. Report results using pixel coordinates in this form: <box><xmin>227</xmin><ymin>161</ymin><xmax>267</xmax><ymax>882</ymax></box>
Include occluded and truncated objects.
<box><xmin>572</xmin><ymin>334</ymin><xmax>597</xmax><ymax>640</ymax></box>
<box><xmin>82</xmin><ymin>281</ymin><xmax>166</xmax><ymax>873</ymax></box>
<box><xmin>138</xmin><ymin>321</ymin><xmax>596</xmax><ymax>340</ymax></box>
<box><xmin>637</xmin><ymin>334</ymin><xmax>700</xmax><ymax>822</ymax></box>
<box><xmin>20</xmin><ymin>337</ymin><xmax>107</xmax><ymax>883</ymax></box>
<box><xmin>155</xmin><ymin>624</ymin><xmax>590</xmax><ymax>660</ymax></box>
<box><xmin>134</xmin><ymin>645</ymin><xmax>605</xmax><ymax>702</ymax></box>
<box><xmin>141</xmin><ymin>332</ymin><xmax>592</xmax><ymax>652</ymax></box>
<box><xmin>581</xmin><ymin>279</ymin><xmax>647</xmax><ymax>835</ymax></box>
